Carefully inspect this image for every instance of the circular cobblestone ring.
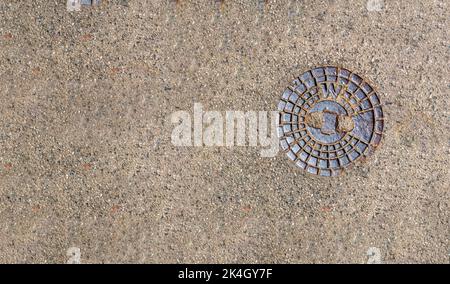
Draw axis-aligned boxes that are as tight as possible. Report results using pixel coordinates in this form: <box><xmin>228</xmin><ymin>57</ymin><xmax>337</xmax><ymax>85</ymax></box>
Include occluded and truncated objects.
<box><xmin>277</xmin><ymin>66</ymin><xmax>384</xmax><ymax>176</ymax></box>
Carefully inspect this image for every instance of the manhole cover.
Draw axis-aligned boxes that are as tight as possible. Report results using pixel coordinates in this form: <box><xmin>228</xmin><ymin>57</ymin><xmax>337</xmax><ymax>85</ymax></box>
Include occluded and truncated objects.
<box><xmin>277</xmin><ymin>66</ymin><xmax>384</xmax><ymax>176</ymax></box>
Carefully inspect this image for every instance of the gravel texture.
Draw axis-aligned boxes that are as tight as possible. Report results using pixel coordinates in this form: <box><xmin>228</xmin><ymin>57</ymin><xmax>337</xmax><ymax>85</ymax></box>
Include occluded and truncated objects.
<box><xmin>0</xmin><ymin>0</ymin><xmax>448</xmax><ymax>263</ymax></box>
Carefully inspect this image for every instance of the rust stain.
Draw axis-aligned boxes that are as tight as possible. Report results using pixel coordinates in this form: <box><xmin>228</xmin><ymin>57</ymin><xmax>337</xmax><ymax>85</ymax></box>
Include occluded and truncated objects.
<box><xmin>111</xmin><ymin>204</ymin><xmax>121</xmax><ymax>213</ymax></box>
<box><xmin>216</xmin><ymin>0</ymin><xmax>225</xmax><ymax>12</ymax></box>
<box><xmin>242</xmin><ymin>205</ymin><xmax>251</xmax><ymax>212</ymax></box>
<box><xmin>80</xmin><ymin>34</ymin><xmax>93</xmax><ymax>42</ymax></box>
<box><xmin>320</xmin><ymin>206</ymin><xmax>333</xmax><ymax>212</ymax></box>
<box><xmin>31</xmin><ymin>205</ymin><xmax>40</xmax><ymax>213</ymax></box>
<box><xmin>82</xmin><ymin>163</ymin><xmax>92</xmax><ymax>171</ymax></box>
<box><xmin>31</xmin><ymin>67</ymin><xmax>41</xmax><ymax>76</ymax></box>
<box><xmin>3</xmin><ymin>163</ymin><xmax>12</xmax><ymax>170</ymax></box>
<box><xmin>3</xmin><ymin>33</ymin><xmax>13</xmax><ymax>40</ymax></box>
<box><xmin>110</xmin><ymin>67</ymin><xmax>122</xmax><ymax>75</ymax></box>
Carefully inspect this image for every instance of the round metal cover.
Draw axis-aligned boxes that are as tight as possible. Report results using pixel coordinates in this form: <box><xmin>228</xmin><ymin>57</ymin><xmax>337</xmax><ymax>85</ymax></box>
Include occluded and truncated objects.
<box><xmin>277</xmin><ymin>66</ymin><xmax>384</xmax><ymax>176</ymax></box>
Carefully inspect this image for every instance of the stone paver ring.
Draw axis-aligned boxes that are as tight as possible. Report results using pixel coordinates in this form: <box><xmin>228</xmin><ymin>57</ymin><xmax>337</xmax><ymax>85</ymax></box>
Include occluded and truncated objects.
<box><xmin>277</xmin><ymin>66</ymin><xmax>384</xmax><ymax>176</ymax></box>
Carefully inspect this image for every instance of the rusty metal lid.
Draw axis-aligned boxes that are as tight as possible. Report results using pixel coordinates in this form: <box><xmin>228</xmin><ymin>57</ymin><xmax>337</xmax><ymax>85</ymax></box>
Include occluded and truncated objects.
<box><xmin>278</xmin><ymin>66</ymin><xmax>384</xmax><ymax>176</ymax></box>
